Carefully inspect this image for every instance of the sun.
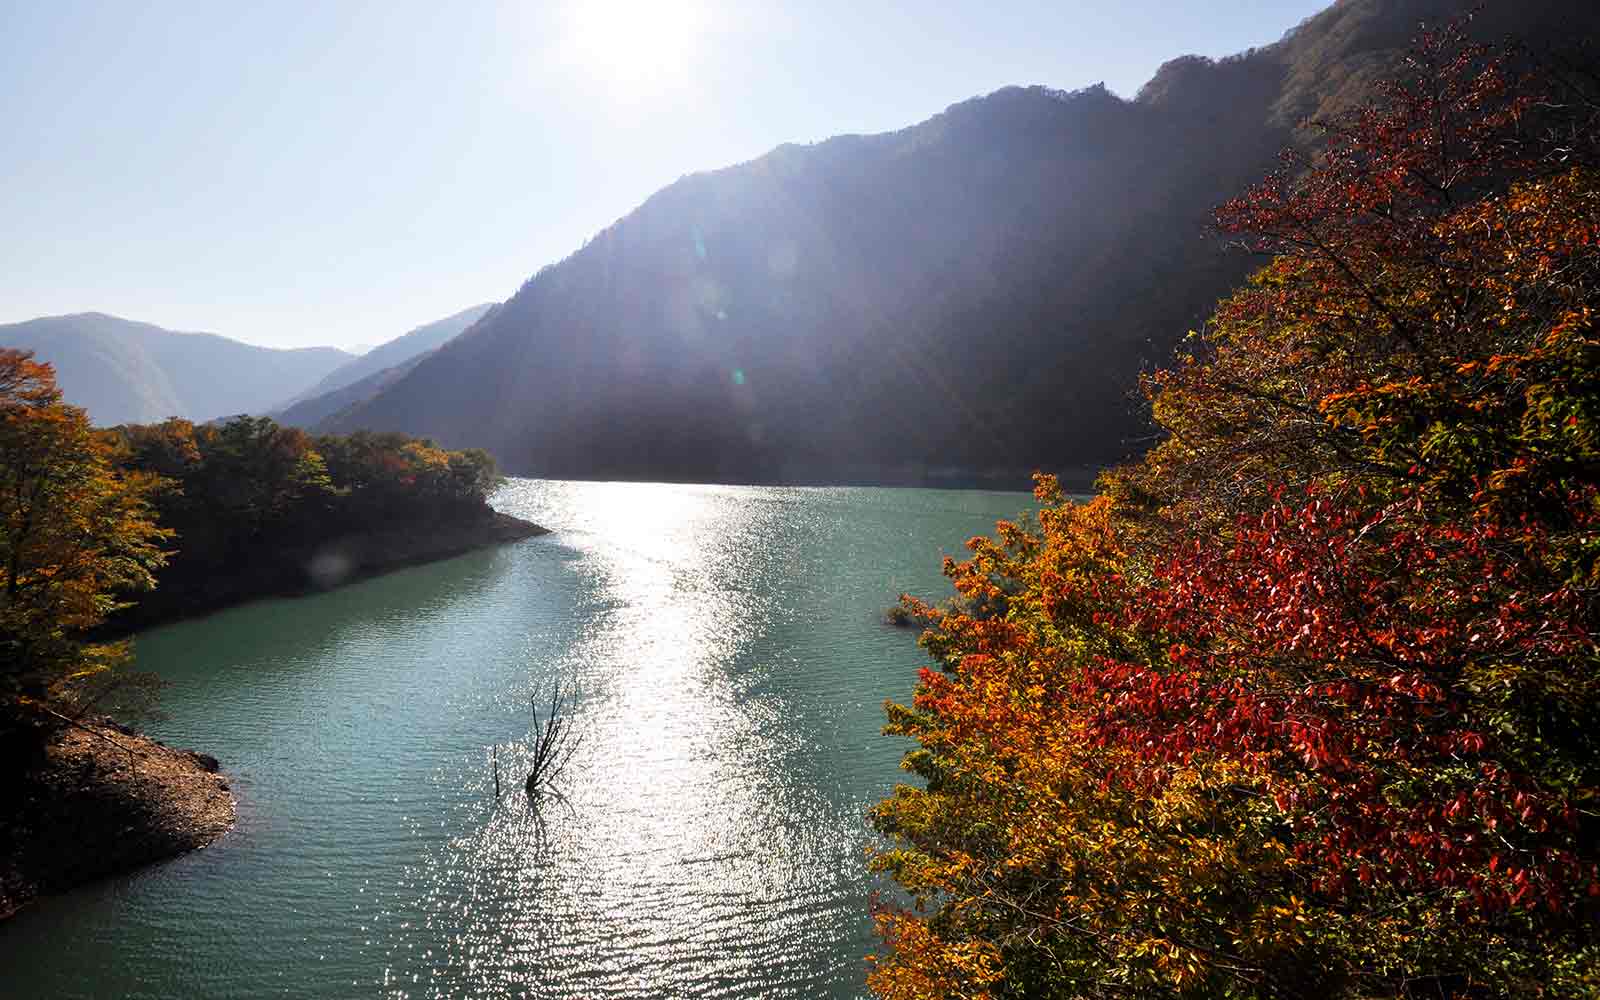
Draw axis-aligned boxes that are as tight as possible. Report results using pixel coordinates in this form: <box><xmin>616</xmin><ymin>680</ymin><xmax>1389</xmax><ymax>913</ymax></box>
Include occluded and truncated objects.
<box><xmin>559</xmin><ymin>0</ymin><xmax>712</xmax><ymax>95</ymax></box>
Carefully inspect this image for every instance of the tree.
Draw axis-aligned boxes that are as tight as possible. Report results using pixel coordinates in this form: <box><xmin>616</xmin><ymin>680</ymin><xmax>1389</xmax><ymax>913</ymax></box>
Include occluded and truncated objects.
<box><xmin>869</xmin><ymin>26</ymin><xmax>1600</xmax><ymax>999</ymax></box>
<box><xmin>187</xmin><ymin>416</ymin><xmax>333</xmax><ymax>531</ymax></box>
<box><xmin>314</xmin><ymin>430</ymin><xmax>501</xmax><ymax>511</ymax></box>
<box><xmin>0</xmin><ymin>351</ymin><xmax>167</xmax><ymax>737</ymax></box>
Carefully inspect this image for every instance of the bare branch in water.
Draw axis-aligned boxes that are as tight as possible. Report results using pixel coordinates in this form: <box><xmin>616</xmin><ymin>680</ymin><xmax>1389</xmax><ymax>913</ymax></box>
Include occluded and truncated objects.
<box><xmin>525</xmin><ymin>678</ymin><xmax>582</xmax><ymax>804</ymax></box>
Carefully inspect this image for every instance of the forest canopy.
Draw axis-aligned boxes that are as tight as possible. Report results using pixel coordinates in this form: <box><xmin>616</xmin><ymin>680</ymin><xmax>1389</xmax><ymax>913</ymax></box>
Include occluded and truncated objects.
<box><xmin>109</xmin><ymin>415</ymin><xmax>501</xmax><ymax>533</ymax></box>
<box><xmin>869</xmin><ymin>25</ymin><xmax>1600</xmax><ymax>999</ymax></box>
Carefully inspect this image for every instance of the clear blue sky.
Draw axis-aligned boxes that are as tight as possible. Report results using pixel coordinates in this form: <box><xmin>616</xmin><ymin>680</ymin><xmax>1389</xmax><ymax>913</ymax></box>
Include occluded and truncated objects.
<box><xmin>0</xmin><ymin>0</ymin><xmax>1330</xmax><ymax>350</ymax></box>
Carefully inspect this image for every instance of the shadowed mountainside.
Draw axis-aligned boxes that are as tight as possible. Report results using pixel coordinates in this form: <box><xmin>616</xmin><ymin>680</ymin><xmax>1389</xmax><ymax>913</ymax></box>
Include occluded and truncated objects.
<box><xmin>276</xmin><ymin>303</ymin><xmax>497</xmax><ymax>426</ymax></box>
<box><xmin>0</xmin><ymin>313</ymin><xmax>351</xmax><ymax>427</ymax></box>
<box><xmin>317</xmin><ymin>0</ymin><xmax>1600</xmax><ymax>486</ymax></box>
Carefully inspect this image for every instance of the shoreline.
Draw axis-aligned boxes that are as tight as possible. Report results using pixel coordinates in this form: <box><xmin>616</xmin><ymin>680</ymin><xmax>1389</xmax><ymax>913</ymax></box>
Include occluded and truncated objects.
<box><xmin>103</xmin><ymin>509</ymin><xmax>550</xmax><ymax>636</ymax></box>
<box><xmin>1</xmin><ymin>511</ymin><xmax>548</xmax><ymax>922</ymax></box>
<box><xmin>0</xmin><ymin>719</ymin><xmax>236</xmax><ymax>922</ymax></box>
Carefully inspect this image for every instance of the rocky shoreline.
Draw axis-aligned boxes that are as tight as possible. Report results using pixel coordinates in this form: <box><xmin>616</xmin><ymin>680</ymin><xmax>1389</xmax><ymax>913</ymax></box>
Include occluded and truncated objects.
<box><xmin>0</xmin><ymin>719</ymin><xmax>236</xmax><ymax>922</ymax></box>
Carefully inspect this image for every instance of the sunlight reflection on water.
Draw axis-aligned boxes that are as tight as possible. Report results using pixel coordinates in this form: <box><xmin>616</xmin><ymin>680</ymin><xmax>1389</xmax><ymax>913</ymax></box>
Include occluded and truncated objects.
<box><xmin>0</xmin><ymin>479</ymin><xmax>1032</xmax><ymax>1000</ymax></box>
<box><xmin>379</xmin><ymin>481</ymin><xmax>866</xmax><ymax>998</ymax></box>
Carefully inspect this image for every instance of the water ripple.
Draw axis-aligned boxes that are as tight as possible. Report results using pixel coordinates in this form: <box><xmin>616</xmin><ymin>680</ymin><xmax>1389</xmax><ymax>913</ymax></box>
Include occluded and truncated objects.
<box><xmin>0</xmin><ymin>480</ymin><xmax>1031</xmax><ymax>999</ymax></box>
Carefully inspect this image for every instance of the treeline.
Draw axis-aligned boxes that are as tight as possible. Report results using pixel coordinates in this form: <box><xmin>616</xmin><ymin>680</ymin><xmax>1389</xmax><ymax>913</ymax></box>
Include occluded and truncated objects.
<box><xmin>98</xmin><ymin>416</ymin><xmax>504</xmax><ymax>631</ymax></box>
<box><xmin>869</xmin><ymin>24</ymin><xmax>1600</xmax><ymax>1000</ymax></box>
<box><xmin>111</xmin><ymin>415</ymin><xmax>498</xmax><ymax>536</ymax></box>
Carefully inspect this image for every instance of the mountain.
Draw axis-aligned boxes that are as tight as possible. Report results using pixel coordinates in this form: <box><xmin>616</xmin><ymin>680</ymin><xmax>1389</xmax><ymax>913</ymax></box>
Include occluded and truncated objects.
<box><xmin>0</xmin><ymin>313</ymin><xmax>352</xmax><ymax>427</ymax></box>
<box><xmin>277</xmin><ymin>303</ymin><xmax>497</xmax><ymax>417</ymax></box>
<box><xmin>325</xmin><ymin>0</ymin><xmax>1600</xmax><ymax>487</ymax></box>
<box><xmin>277</xmin><ymin>360</ymin><xmax>417</xmax><ymax>430</ymax></box>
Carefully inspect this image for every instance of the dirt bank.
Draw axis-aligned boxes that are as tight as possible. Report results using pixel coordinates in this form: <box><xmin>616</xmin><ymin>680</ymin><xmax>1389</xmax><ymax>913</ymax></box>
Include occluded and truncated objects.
<box><xmin>0</xmin><ymin>719</ymin><xmax>236</xmax><ymax>921</ymax></box>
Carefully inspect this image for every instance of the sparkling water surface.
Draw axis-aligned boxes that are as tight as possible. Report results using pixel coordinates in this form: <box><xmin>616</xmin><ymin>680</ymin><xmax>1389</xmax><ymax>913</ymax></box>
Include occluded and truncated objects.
<box><xmin>0</xmin><ymin>480</ymin><xmax>1031</xmax><ymax>999</ymax></box>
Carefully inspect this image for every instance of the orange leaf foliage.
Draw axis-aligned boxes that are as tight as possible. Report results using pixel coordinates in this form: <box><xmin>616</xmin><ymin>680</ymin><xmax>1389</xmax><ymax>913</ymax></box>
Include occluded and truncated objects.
<box><xmin>871</xmin><ymin>25</ymin><xmax>1600</xmax><ymax>999</ymax></box>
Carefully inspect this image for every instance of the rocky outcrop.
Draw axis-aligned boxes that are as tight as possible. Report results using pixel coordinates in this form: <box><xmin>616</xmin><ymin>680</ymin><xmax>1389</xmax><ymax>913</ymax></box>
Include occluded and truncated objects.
<box><xmin>0</xmin><ymin>720</ymin><xmax>236</xmax><ymax>921</ymax></box>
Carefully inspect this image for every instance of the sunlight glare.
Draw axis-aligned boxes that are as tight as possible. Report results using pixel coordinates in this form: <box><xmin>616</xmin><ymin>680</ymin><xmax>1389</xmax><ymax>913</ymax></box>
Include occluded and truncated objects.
<box><xmin>560</xmin><ymin>0</ymin><xmax>713</xmax><ymax>95</ymax></box>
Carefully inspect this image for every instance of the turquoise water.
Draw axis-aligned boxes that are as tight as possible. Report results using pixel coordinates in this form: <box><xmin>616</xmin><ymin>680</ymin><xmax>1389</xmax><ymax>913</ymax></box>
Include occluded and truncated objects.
<box><xmin>0</xmin><ymin>480</ymin><xmax>1032</xmax><ymax>999</ymax></box>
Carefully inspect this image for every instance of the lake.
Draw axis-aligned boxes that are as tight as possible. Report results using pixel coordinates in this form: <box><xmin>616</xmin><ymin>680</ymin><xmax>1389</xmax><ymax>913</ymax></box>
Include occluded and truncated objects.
<box><xmin>0</xmin><ymin>479</ymin><xmax>1033</xmax><ymax>998</ymax></box>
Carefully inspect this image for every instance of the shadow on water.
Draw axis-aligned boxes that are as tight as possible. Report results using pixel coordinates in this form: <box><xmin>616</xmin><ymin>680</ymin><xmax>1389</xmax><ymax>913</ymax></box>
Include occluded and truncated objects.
<box><xmin>138</xmin><ymin>539</ymin><xmax>547</xmax><ymax>687</ymax></box>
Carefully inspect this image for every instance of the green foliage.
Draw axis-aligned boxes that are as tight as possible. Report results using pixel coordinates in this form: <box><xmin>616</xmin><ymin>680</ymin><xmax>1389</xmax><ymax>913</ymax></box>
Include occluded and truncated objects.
<box><xmin>312</xmin><ymin>430</ymin><xmax>500</xmax><ymax>512</ymax></box>
<box><xmin>99</xmin><ymin>415</ymin><xmax>503</xmax><ymax>630</ymax></box>
<box><xmin>108</xmin><ymin>417</ymin><xmax>501</xmax><ymax>530</ymax></box>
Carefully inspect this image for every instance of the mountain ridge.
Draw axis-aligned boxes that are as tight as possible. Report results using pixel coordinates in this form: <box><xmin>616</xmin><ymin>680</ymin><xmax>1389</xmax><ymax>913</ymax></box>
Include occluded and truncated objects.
<box><xmin>0</xmin><ymin>312</ymin><xmax>351</xmax><ymax>426</ymax></box>
<box><xmin>269</xmin><ymin>1</ymin><xmax>1600</xmax><ymax>483</ymax></box>
<box><xmin>278</xmin><ymin>303</ymin><xmax>497</xmax><ymax>415</ymax></box>
<box><xmin>331</xmin><ymin>0</ymin><xmax>1600</xmax><ymax>486</ymax></box>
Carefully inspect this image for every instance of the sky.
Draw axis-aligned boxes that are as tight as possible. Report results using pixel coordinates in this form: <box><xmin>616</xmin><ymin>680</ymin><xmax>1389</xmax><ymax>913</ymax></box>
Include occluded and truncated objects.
<box><xmin>0</xmin><ymin>0</ymin><xmax>1331</xmax><ymax>351</ymax></box>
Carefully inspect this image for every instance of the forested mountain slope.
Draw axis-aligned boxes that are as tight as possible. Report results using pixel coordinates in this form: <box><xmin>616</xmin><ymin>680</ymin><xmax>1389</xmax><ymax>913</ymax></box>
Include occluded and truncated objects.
<box><xmin>277</xmin><ymin>360</ymin><xmax>426</xmax><ymax>431</ymax></box>
<box><xmin>0</xmin><ymin>313</ymin><xmax>350</xmax><ymax>426</ymax></box>
<box><xmin>327</xmin><ymin>0</ymin><xmax>1600</xmax><ymax>486</ymax></box>
<box><xmin>278</xmin><ymin>302</ymin><xmax>496</xmax><ymax>416</ymax></box>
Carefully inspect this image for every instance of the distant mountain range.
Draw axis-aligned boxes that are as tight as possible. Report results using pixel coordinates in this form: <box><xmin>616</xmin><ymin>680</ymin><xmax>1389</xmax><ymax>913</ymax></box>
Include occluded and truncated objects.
<box><xmin>0</xmin><ymin>313</ymin><xmax>352</xmax><ymax>426</ymax></box>
<box><xmin>317</xmin><ymin>0</ymin><xmax>1597</xmax><ymax>487</ymax></box>
<box><xmin>0</xmin><ymin>305</ymin><xmax>499</xmax><ymax>429</ymax></box>
<box><xmin>274</xmin><ymin>303</ymin><xmax>497</xmax><ymax>428</ymax></box>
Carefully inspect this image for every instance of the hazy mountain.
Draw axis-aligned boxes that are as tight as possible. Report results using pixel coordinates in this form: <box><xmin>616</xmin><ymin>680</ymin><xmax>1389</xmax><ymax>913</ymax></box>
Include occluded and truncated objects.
<box><xmin>278</xmin><ymin>303</ymin><xmax>497</xmax><ymax>413</ymax></box>
<box><xmin>0</xmin><ymin>313</ymin><xmax>351</xmax><ymax>426</ymax></box>
<box><xmin>276</xmin><ymin>347</ymin><xmax>457</xmax><ymax>430</ymax></box>
<box><xmin>325</xmin><ymin>0</ymin><xmax>1600</xmax><ymax>487</ymax></box>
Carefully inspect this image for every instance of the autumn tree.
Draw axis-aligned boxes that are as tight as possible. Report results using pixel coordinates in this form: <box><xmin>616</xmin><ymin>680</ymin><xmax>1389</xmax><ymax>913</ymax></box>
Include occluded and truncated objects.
<box><xmin>870</xmin><ymin>25</ymin><xmax>1600</xmax><ymax>999</ymax></box>
<box><xmin>0</xmin><ymin>351</ymin><xmax>167</xmax><ymax>739</ymax></box>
